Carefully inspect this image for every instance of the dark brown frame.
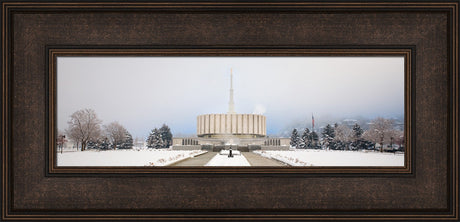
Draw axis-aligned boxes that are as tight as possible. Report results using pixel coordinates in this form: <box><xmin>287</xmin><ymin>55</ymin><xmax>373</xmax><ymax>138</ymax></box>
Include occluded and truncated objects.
<box><xmin>1</xmin><ymin>1</ymin><xmax>458</xmax><ymax>221</ymax></box>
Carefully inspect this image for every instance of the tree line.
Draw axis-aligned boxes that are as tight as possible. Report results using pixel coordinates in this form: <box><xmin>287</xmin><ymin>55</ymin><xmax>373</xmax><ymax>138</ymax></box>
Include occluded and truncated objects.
<box><xmin>290</xmin><ymin>128</ymin><xmax>320</xmax><ymax>149</ymax></box>
<box><xmin>62</xmin><ymin>108</ymin><xmax>172</xmax><ymax>151</ymax></box>
<box><xmin>64</xmin><ymin>108</ymin><xmax>133</xmax><ymax>150</ymax></box>
<box><xmin>290</xmin><ymin>117</ymin><xmax>404</xmax><ymax>152</ymax></box>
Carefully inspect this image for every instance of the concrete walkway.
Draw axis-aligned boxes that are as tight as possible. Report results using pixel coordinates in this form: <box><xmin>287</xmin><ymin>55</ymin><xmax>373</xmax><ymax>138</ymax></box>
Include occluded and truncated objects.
<box><xmin>170</xmin><ymin>151</ymin><xmax>287</xmax><ymax>166</ymax></box>
<box><xmin>170</xmin><ymin>152</ymin><xmax>217</xmax><ymax>166</ymax></box>
<box><xmin>242</xmin><ymin>152</ymin><xmax>286</xmax><ymax>166</ymax></box>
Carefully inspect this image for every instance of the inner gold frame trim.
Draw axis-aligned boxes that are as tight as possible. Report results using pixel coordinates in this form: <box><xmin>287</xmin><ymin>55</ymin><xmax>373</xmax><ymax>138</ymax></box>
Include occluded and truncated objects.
<box><xmin>48</xmin><ymin>48</ymin><xmax>413</xmax><ymax>175</ymax></box>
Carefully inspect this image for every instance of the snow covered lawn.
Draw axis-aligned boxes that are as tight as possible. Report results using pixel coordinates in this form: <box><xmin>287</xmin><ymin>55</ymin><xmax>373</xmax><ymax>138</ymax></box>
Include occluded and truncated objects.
<box><xmin>57</xmin><ymin>149</ymin><xmax>207</xmax><ymax>166</ymax></box>
<box><xmin>205</xmin><ymin>154</ymin><xmax>251</xmax><ymax>166</ymax></box>
<box><xmin>253</xmin><ymin>150</ymin><xmax>404</xmax><ymax>166</ymax></box>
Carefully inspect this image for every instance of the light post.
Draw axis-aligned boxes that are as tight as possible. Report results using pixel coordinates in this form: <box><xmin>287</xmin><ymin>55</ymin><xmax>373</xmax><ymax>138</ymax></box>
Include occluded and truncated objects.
<box><xmin>390</xmin><ymin>136</ymin><xmax>394</xmax><ymax>151</ymax></box>
<box><xmin>399</xmin><ymin>135</ymin><xmax>404</xmax><ymax>151</ymax></box>
<box><xmin>57</xmin><ymin>135</ymin><xmax>66</xmax><ymax>154</ymax></box>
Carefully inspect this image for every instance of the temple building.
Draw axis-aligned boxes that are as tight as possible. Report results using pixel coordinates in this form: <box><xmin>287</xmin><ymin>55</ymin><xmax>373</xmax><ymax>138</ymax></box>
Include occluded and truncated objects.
<box><xmin>172</xmin><ymin>69</ymin><xmax>289</xmax><ymax>151</ymax></box>
<box><xmin>196</xmin><ymin>114</ymin><xmax>266</xmax><ymax>138</ymax></box>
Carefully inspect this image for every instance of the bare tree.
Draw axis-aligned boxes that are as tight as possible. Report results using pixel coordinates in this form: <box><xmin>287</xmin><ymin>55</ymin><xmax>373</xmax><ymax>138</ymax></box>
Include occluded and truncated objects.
<box><xmin>363</xmin><ymin>117</ymin><xmax>395</xmax><ymax>152</ymax></box>
<box><xmin>65</xmin><ymin>125</ymin><xmax>81</xmax><ymax>150</ymax></box>
<box><xmin>65</xmin><ymin>108</ymin><xmax>102</xmax><ymax>151</ymax></box>
<box><xmin>334</xmin><ymin>124</ymin><xmax>353</xmax><ymax>143</ymax></box>
<box><xmin>104</xmin><ymin>121</ymin><xmax>128</xmax><ymax>149</ymax></box>
<box><xmin>394</xmin><ymin>130</ymin><xmax>404</xmax><ymax>151</ymax></box>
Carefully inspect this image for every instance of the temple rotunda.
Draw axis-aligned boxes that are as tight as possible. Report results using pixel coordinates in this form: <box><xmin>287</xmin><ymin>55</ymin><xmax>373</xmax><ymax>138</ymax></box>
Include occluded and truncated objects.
<box><xmin>172</xmin><ymin>69</ymin><xmax>289</xmax><ymax>151</ymax></box>
<box><xmin>196</xmin><ymin>69</ymin><xmax>266</xmax><ymax>138</ymax></box>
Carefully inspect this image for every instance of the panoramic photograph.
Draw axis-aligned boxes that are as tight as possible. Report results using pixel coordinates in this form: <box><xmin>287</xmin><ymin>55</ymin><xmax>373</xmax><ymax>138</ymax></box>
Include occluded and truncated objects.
<box><xmin>56</xmin><ymin>56</ymin><xmax>405</xmax><ymax>167</ymax></box>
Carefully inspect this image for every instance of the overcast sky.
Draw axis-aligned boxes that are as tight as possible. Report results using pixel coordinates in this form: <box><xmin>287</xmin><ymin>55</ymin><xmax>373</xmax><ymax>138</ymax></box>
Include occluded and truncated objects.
<box><xmin>57</xmin><ymin>56</ymin><xmax>404</xmax><ymax>138</ymax></box>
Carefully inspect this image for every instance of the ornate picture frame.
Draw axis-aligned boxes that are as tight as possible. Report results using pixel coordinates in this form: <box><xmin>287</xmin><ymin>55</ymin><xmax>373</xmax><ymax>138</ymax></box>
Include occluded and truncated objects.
<box><xmin>1</xmin><ymin>1</ymin><xmax>458</xmax><ymax>221</ymax></box>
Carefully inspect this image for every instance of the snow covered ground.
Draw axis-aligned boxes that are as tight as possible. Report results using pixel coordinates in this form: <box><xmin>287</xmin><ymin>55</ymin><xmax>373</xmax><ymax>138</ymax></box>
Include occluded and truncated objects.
<box><xmin>57</xmin><ymin>149</ymin><xmax>207</xmax><ymax>166</ymax></box>
<box><xmin>205</xmin><ymin>154</ymin><xmax>251</xmax><ymax>166</ymax></box>
<box><xmin>253</xmin><ymin>150</ymin><xmax>404</xmax><ymax>166</ymax></box>
<box><xmin>57</xmin><ymin>149</ymin><xmax>404</xmax><ymax>167</ymax></box>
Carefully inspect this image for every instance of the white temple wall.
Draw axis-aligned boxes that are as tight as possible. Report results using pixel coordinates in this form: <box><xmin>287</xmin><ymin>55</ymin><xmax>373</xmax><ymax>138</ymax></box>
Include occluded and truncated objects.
<box><xmin>258</xmin><ymin>115</ymin><xmax>262</xmax><ymax>135</ymax></box>
<box><xmin>237</xmin><ymin>114</ymin><xmax>243</xmax><ymax>134</ymax></box>
<box><xmin>209</xmin><ymin>114</ymin><xmax>215</xmax><ymax>134</ymax></box>
<box><xmin>225</xmin><ymin>114</ymin><xmax>231</xmax><ymax>133</ymax></box>
<box><xmin>232</xmin><ymin>115</ymin><xmax>235</xmax><ymax>133</ymax></box>
<box><xmin>243</xmin><ymin>114</ymin><xmax>248</xmax><ymax>133</ymax></box>
<box><xmin>216</xmin><ymin>114</ymin><xmax>221</xmax><ymax>133</ymax></box>
<box><xmin>197</xmin><ymin>114</ymin><xmax>266</xmax><ymax>137</ymax></box>
<box><xmin>204</xmin><ymin>115</ymin><xmax>209</xmax><ymax>134</ymax></box>
<box><xmin>250</xmin><ymin>115</ymin><xmax>253</xmax><ymax>134</ymax></box>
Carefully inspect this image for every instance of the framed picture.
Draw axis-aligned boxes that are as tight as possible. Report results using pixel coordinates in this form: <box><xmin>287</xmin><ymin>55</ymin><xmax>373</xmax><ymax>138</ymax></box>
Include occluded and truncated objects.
<box><xmin>1</xmin><ymin>1</ymin><xmax>458</xmax><ymax>221</ymax></box>
<box><xmin>50</xmin><ymin>48</ymin><xmax>411</xmax><ymax>174</ymax></box>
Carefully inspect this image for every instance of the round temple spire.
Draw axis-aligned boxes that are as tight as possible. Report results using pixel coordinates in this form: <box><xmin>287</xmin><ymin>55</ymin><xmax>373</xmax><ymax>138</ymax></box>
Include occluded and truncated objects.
<box><xmin>228</xmin><ymin>68</ymin><xmax>236</xmax><ymax>114</ymax></box>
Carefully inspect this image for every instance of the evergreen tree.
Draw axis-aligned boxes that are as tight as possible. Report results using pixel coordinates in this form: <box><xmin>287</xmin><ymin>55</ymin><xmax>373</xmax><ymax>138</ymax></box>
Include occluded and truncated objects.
<box><xmin>301</xmin><ymin>128</ymin><xmax>311</xmax><ymax>149</ymax></box>
<box><xmin>352</xmin><ymin>123</ymin><xmax>363</xmax><ymax>140</ymax></box>
<box><xmin>290</xmin><ymin>129</ymin><xmax>300</xmax><ymax>148</ymax></box>
<box><xmin>147</xmin><ymin>128</ymin><xmax>163</xmax><ymax>148</ymax></box>
<box><xmin>146</xmin><ymin>130</ymin><xmax>153</xmax><ymax>148</ymax></box>
<box><xmin>311</xmin><ymin>131</ymin><xmax>319</xmax><ymax>148</ymax></box>
<box><xmin>351</xmin><ymin>123</ymin><xmax>364</xmax><ymax>150</ymax></box>
<box><xmin>153</xmin><ymin>128</ymin><xmax>164</xmax><ymax>148</ymax></box>
<box><xmin>159</xmin><ymin>124</ymin><xmax>173</xmax><ymax>148</ymax></box>
<box><xmin>322</xmin><ymin>124</ymin><xmax>336</xmax><ymax>149</ymax></box>
<box><xmin>147</xmin><ymin>125</ymin><xmax>172</xmax><ymax>149</ymax></box>
<box><xmin>322</xmin><ymin>124</ymin><xmax>335</xmax><ymax>139</ymax></box>
<box><xmin>99</xmin><ymin>137</ymin><xmax>110</xmax><ymax>150</ymax></box>
<box><xmin>121</xmin><ymin>131</ymin><xmax>133</xmax><ymax>149</ymax></box>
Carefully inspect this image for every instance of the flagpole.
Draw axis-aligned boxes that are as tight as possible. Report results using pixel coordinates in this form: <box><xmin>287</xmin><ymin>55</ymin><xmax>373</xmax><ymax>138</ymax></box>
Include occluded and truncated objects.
<box><xmin>312</xmin><ymin>113</ymin><xmax>314</xmax><ymax>132</ymax></box>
